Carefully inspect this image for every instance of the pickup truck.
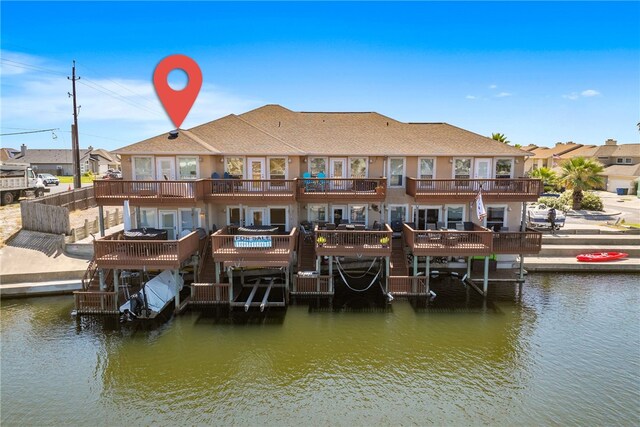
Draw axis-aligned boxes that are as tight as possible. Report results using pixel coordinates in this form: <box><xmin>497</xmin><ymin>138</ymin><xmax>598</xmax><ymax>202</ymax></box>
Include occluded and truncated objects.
<box><xmin>0</xmin><ymin>162</ymin><xmax>48</xmax><ymax>205</ymax></box>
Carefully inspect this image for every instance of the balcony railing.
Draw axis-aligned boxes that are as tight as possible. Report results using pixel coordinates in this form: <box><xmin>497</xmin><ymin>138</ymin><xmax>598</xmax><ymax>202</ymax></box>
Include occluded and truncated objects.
<box><xmin>402</xmin><ymin>223</ymin><xmax>493</xmax><ymax>256</ymax></box>
<box><xmin>388</xmin><ymin>276</ymin><xmax>428</xmax><ymax>296</ymax></box>
<box><xmin>406</xmin><ymin>178</ymin><xmax>542</xmax><ymax>202</ymax></box>
<box><xmin>190</xmin><ymin>283</ymin><xmax>231</xmax><ymax>304</ymax></box>
<box><xmin>315</xmin><ymin>224</ymin><xmax>393</xmax><ymax>257</ymax></box>
<box><xmin>210</xmin><ymin>227</ymin><xmax>298</xmax><ymax>267</ymax></box>
<box><xmin>492</xmin><ymin>229</ymin><xmax>542</xmax><ymax>254</ymax></box>
<box><xmin>204</xmin><ymin>179</ymin><xmax>296</xmax><ymax>202</ymax></box>
<box><xmin>73</xmin><ymin>291</ymin><xmax>118</xmax><ymax>314</ymax></box>
<box><xmin>292</xmin><ymin>274</ymin><xmax>334</xmax><ymax>295</ymax></box>
<box><xmin>94</xmin><ymin>179</ymin><xmax>205</xmax><ymax>206</ymax></box>
<box><xmin>94</xmin><ymin>230</ymin><xmax>201</xmax><ymax>269</ymax></box>
<box><xmin>297</xmin><ymin>178</ymin><xmax>387</xmax><ymax>202</ymax></box>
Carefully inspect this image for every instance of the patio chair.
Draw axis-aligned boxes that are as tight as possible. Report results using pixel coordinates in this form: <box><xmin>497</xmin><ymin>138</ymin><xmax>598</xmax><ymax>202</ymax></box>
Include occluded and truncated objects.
<box><xmin>372</xmin><ymin>220</ymin><xmax>382</xmax><ymax>231</ymax></box>
<box><xmin>317</xmin><ymin>171</ymin><xmax>327</xmax><ymax>191</ymax></box>
<box><xmin>325</xmin><ymin>223</ymin><xmax>336</xmax><ymax>230</ymax></box>
<box><xmin>300</xmin><ymin>221</ymin><xmax>314</xmax><ymax>244</ymax></box>
<box><xmin>390</xmin><ymin>220</ymin><xmax>403</xmax><ymax>233</ymax></box>
<box><xmin>437</xmin><ymin>221</ymin><xmax>445</xmax><ymax>230</ymax></box>
<box><xmin>302</xmin><ymin>171</ymin><xmax>314</xmax><ymax>192</ymax></box>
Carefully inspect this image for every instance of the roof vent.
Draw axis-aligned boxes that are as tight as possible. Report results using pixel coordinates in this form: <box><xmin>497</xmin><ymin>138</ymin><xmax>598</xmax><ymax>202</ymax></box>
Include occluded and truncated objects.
<box><xmin>168</xmin><ymin>130</ymin><xmax>179</xmax><ymax>139</ymax></box>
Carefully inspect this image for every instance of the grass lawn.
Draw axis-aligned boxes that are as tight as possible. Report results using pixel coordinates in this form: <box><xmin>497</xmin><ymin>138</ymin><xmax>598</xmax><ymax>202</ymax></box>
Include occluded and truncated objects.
<box><xmin>58</xmin><ymin>176</ymin><xmax>95</xmax><ymax>184</ymax></box>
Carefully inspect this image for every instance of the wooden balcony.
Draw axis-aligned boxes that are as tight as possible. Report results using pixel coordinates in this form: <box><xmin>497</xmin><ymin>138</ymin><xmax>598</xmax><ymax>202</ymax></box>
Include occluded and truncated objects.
<box><xmin>190</xmin><ymin>283</ymin><xmax>231</xmax><ymax>304</ymax></box>
<box><xmin>94</xmin><ymin>230</ymin><xmax>201</xmax><ymax>270</ymax></box>
<box><xmin>211</xmin><ymin>227</ymin><xmax>298</xmax><ymax>268</ymax></box>
<box><xmin>406</xmin><ymin>178</ymin><xmax>542</xmax><ymax>202</ymax></box>
<box><xmin>94</xmin><ymin>179</ymin><xmax>205</xmax><ymax>206</ymax></box>
<box><xmin>292</xmin><ymin>274</ymin><xmax>334</xmax><ymax>295</ymax></box>
<box><xmin>403</xmin><ymin>223</ymin><xmax>493</xmax><ymax>257</ymax></box>
<box><xmin>296</xmin><ymin>178</ymin><xmax>387</xmax><ymax>202</ymax></box>
<box><xmin>388</xmin><ymin>276</ymin><xmax>428</xmax><ymax>296</ymax></box>
<box><xmin>73</xmin><ymin>291</ymin><xmax>118</xmax><ymax>314</ymax></box>
<box><xmin>204</xmin><ymin>179</ymin><xmax>296</xmax><ymax>202</ymax></box>
<box><xmin>315</xmin><ymin>224</ymin><xmax>393</xmax><ymax>257</ymax></box>
<box><xmin>492</xmin><ymin>229</ymin><xmax>542</xmax><ymax>254</ymax></box>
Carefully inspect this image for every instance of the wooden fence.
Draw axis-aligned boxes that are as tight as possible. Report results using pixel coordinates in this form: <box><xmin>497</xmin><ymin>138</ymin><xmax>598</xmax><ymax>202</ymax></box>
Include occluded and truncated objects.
<box><xmin>66</xmin><ymin>209</ymin><xmax>123</xmax><ymax>243</ymax></box>
<box><xmin>20</xmin><ymin>187</ymin><xmax>97</xmax><ymax>235</ymax></box>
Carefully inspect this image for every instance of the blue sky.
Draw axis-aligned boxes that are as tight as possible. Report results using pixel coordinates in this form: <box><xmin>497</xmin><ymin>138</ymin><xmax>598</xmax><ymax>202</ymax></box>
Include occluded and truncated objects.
<box><xmin>1</xmin><ymin>1</ymin><xmax>639</xmax><ymax>152</ymax></box>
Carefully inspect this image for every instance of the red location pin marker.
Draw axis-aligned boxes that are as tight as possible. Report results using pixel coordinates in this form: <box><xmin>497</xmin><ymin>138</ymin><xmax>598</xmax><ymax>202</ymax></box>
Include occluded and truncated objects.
<box><xmin>153</xmin><ymin>54</ymin><xmax>202</xmax><ymax>129</ymax></box>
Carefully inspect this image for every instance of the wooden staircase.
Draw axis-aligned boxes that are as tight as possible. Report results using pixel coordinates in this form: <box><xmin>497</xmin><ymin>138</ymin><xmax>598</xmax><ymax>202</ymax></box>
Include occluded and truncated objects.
<box><xmin>390</xmin><ymin>237</ymin><xmax>409</xmax><ymax>276</ymax></box>
<box><xmin>297</xmin><ymin>234</ymin><xmax>317</xmax><ymax>272</ymax></box>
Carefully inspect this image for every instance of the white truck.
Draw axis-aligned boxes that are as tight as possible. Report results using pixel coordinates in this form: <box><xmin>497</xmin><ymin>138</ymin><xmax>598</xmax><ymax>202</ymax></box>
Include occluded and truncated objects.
<box><xmin>0</xmin><ymin>162</ymin><xmax>48</xmax><ymax>205</ymax></box>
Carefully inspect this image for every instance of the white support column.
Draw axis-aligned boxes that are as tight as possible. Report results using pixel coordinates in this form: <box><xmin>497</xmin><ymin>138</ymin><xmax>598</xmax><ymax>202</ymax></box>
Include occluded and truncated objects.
<box><xmin>229</xmin><ymin>268</ymin><xmax>234</xmax><ymax>302</ymax></box>
<box><xmin>519</xmin><ymin>201</ymin><xmax>527</xmax><ymax>282</ymax></box>
<box><xmin>329</xmin><ymin>256</ymin><xmax>333</xmax><ymax>292</ymax></box>
<box><xmin>385</xmin><ymin>256</ymin><xmax>390</xmax><ymax>293</ymax></box>
<box><xmin>413</xmin><ymin>254</ymin><xmax>418</xmax><ymax>276</ymax></box>
<box><xmin>483</xmin><ymin>256</ymin><xmax>489</xmax><ymax>296</ymax></box>
<box><xmin>467</xmin><ymin>256</ymin><xmax>472</xmax><ymax>279</ymax></box>
<box><xmin>215</xmin><ymin>262</ymin><xmax>220</xmax><ymax>283</ymax></box>
<box><xmin>425</xmin><ymin>256</ymin><xmax>430</xmax><ymax>294</ymax></box>
<box><xmin>113</xmin><ymin>269</ymin><xmax>119</xmax><ymax>297</ymax></box>
<box><xmin>316</xmin><ymin>256</ymin><xmax>321</xmax><ymax>273</ymax></box>
<box><xmin>99</xmin><ymin>269</ymin><xmax>105</xmax><ymax>291</ymax></box>
<box><xmin>174</xmin><ymin>269</ymin><xmax>180</xmax><ymax>309</ymax></box>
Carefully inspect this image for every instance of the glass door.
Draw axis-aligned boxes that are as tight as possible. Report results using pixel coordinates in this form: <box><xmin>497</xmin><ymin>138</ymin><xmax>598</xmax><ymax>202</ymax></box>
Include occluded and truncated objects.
<box><xmin>156</xmin><ymin>157</ymin><xmax>176</xmax><ymax>180</ymax></box>
<box><xmin>246</xmin><ymin>208</ymin><xmax>267</xmax><ymax>226</ymax></box>
<box><xmin>414</xmin><ymin>206</ymin><xmax>441</xmax><ymax>230</ymax></box>
<box><xmin>473</xmin><ymin>158</ymin><xmax>492</xmax><ymax>179</ymax></box>
<box><xmin>329</xmin><ymin>158</ymin><xmax>347</xmax><ymax>190</ymax></box>
<box><xmin>159</xmin><ymin>210</ymin><xmax>178</xmax><ymax>240</ymax></box>
<box><xmin>331</xmin><ymin>205</ymin><xmax>347</xmax><ymax>226</ymax></box>
<box><xmin>248</xmin><ymin>157</ymin><xmax>265</xmax><ymax>191</ymax></box>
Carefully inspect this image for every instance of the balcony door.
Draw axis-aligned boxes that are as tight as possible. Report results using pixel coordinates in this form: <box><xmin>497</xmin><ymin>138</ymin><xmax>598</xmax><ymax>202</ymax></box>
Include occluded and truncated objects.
<box><xmin>473</xmin><ymin>158</ymin><xmax>492</xmax><ymax>180</ymax></box>
<box><xmin>248</xmin><ymin>157</ymin><xmax>265</xmax><ymax>191</ymax></box>
<box><xmin>330</xmin><ymin>158</ymin><xmax>347</xmax><ymax>190</ymax></box>
<box><xmin>156</xmin><ymin>157</ymin><xmax>176</xmax><ymax>180</ymax></box>
<box><xmin>246</xmin><ymin>207</ymin><xmax>267</xmax><ymax>226</ymax></box>
<box><xmin>414</xmin><ymin>206</ymin><xmax>441</xmax><ymax>230</ymax></box>
<box><xmin>159</xmin><ymin>210</ymin><xmax>177</xmax><ymax>240</ymax></box>
<box><xmin>331</xmin><ymin>205</ymin><xmax>347</xmax><ymax>226</ymax></box>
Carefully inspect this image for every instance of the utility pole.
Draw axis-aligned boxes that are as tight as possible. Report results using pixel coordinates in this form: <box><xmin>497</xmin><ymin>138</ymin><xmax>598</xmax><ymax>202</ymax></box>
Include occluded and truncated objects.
<box><xmin>68</xmin><ymin>60</ymin><xmax>81</xmax><ymax>189</ymax></box>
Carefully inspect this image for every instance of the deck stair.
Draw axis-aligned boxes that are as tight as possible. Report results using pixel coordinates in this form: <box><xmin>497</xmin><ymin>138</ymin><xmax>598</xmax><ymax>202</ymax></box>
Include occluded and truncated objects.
<box><xmin>525</xmin><ymin>233</ymin><xmax>640</xmax><ymax>272</ymax></box>
<box><xmin>297</xmin><ymin>233</ymin><xmax>317</xmax><ymax>272</ymax></box>
<box><xmin>390</xmin><ymin>237</ymin><xmax>409</xmax><ymax>276</ymax></box>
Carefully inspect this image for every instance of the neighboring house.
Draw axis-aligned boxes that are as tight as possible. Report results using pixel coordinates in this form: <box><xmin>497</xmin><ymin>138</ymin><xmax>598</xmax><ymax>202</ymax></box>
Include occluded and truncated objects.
<box><xmin>79</xmin><ymin>104</ymin><xmax>544</xmax><ymax>315</ymax></box>
<box><xmin>0</xmin><ymin>146</ymin><xmax>25</xmax><ymax>161</ymax></box>
<box><xmin>524</xmin><ymin>142</ymin><xmax>583</xmax><ymax>173</ymax></box>
<box><xmin>593</xmin><ymin>139</ymin><xmax>640</xmax><ymax>193</ymax></box>
<box><xmin>14</xmin><ymin>145</ymin><xmax>115</xmax><ymax>176</ymax></box>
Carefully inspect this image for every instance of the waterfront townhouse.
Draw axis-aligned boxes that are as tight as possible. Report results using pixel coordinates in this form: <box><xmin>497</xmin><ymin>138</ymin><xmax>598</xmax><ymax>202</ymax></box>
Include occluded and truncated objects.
<box><xmin>76</xmin><ymin>105</ymin><xmax>542</xmax><ymax>314</ymax></box>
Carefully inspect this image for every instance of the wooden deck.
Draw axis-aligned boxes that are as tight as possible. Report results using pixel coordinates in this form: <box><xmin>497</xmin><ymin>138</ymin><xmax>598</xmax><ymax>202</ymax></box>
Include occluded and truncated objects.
<box><xmin>204</xmin><ymin>179</ymin><xmax>296</xmax><ymax>202</ymax></box>
<box><xmin>315</xmin><ymin>224</ymin><xmax>393</xmax><ymax>257</ymax></box>
<box><xmin>406</xmin><ymin>178</ymin><xmax>542</xmax><ymax>202</ymax></box>
<box><xmin>403</xmin><ymin>223</ymin><xmax>493</xmax><ymax>256</ymax></box>
<box><xmin>94</xmin><ymin>179</ymin><xmax>205</xmax><ymax>206</ymax></box>
<box><xmin>93</xmin><ymin>230</ymin><xmax>201</xmax><ymax>269</ymax></box>
<box><xmin>211</xmin><ymin>227</ymin><xmax>298</xmax><ymax>267</ymax></box>
<box><xmin>296</xmin><ymin>178</ymin><xmax>387</xmax><ymax>202</ymax></box>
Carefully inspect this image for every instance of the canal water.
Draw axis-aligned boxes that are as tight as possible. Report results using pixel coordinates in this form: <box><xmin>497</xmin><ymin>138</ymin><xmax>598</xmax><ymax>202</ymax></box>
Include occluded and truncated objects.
<box><xmin>1</xmin><ymin>273</ymin><xmax>639</xmax><ymax>426</ymax></box>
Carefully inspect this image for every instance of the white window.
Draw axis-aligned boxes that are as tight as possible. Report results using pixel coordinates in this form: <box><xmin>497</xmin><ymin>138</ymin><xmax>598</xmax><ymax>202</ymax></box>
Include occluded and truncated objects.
<box><xmin>625</xmin><ymin>158</ymin><xmax>633</xmax><ymax>164</ymax></box>
<box><xmin>133</xmin><ymin>156</ymin><xmax>153</xmax><ymax>180</ymax></box>
<box><xmin>308</xmin><ymin>204</ymin><xmax>328</xmax><ymax>223</ymax></box>
<box><xmin>269</xmin><ymin>157</ymin><xmax>287</xmax><ymax>181</ymax></box>
<box><xmin>350</xmin><ymin>157</ymin><xmax>368</xmax><ymax>178</ymax></box>
<box><xmin>349</xmin><ymin>204</ymin><xmax>368</xmax><ymax>224</ymax></box>
<box><xmin>418</xmin><ymin>158</ymin><xmax>436</xmax><ymax>179</ymax></box>
<box><xmin>388</xmin><ymin>157</ymin><xmax>405</xmax><ymax>187</ymax></box>
<box><xmin>138</xmin><ymin>208</ymin><xmax>157</xmax><ymax>228</ymax></box>
<box><xmin>453</xmin><ymin>158</ymin><xmax>472</xmax><ymax>179</ymax></box>
<box><xmin>179</xmin><ymin>208</ymin><xmax>201</xmax><ymax>232</ymax></box>
<box><xmin>388</xmin><ymin>204</ymin><xmax>409</xmax><ymax>224</ymax></box>
<box><xmin>616</xmin><ymin>158</ymin><xmax>624</xmax><ymax>164</ymax></box>
<box><xmin>495</xmin><ymin>158</ymin><xmax>514</xmax><ymax>179</ymax></box>
<box><xmin>486</xmin><ymin>206</ymin><xmax>507</xmax><ymax>231</ymax></box>
<box><xmin>445</xmin><ymin>205</ymin><xmax>465</xmax><ymax>229</ymax></box>
<box><xmin>225</xmin><ymin>157</ymin><xmax>244</xmax><ymax>178</ymax></box>
<box><xmin>309</xmin><ymin>157</ymin><xmax>327</xmax><ymax>177</ymax></box>
<box><xmin>177</xmin><ymin>156</ymin><xmax>198</xmax><ymax>179</ymax></box>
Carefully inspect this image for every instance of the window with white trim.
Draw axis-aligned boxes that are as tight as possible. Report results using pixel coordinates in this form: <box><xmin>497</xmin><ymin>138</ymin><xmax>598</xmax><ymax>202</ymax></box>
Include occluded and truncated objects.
<box><xmin>486</xmin><ymin>206</ymin><xmax>507</xmax><ymax>231</ymax></box>
<box><xmin>453</xmin><ymin>158</ymin><xmax>471</xmax><ymax>179</ymax></box>
<box><xmin>133</xmin><ymin>157</ymin><xmax>153</xmax><ymax>180</ymax></box>
<box><xmin>178</xmin><ymin>156</ymin><xmax>198</xmax><ymax>179</ymax></box>
<box><xmin>138</xmin><ymin>208</ymin><xmax>157</xmax><ymax>228</ymax></box>
<box><xmin>350</xmin><ymin>158</ymin><xmax>367</xmax><ymax>178</ymax></box>
<box><xmin>388</xmin><ymin>157</ymin><xmax>405</xmax><ymax>187</ymax></box>
<box><xmin>179</xmin><ymin>208</ymin><xmax>201</xmax><ymax>232</ymax></box>
<box><xmin>418</xmin><ymin>158</ymin><xmax>435</xmax><ymax>179</ymax></box>
<box><xmin>495</xmin><ymin>159</ymin><xmax>513</xmax><ymax>179</ymax></box>
<box><xmin>349</xmin><ymin>204</ymin><xmax>367</xmax><ymax>224</ymax></box>
<box><xmin>445</xmin><ymin>205</ymin><xmax>464</xmax><ymax>229</ymax></box>
<box><xmin>308</xmin><ymin>204</ymin><xmax>328</xmax><ymax>223</ymax></box>
<box><xmin>309</xmin><ymin>157</ymin><xmax>327</xmax><ymax>177</ymax></box>
<box><xmin>625</xmin><ymin>158</ymin><xmax>633</xmax><ymax>164</ymax></box>
<box><xmin>388</xmin><ymin>204</ymin><xmax>409</xmax><ymax>224</ymax></box>
<box><xmin>617</xmin><ymin>158</ymin><xmax>624</xmax><ymax>164</ymax></box>
<box><xmin>269</xmin><ymin>157</ymin><xmax>287</xmax><ymax>180</ymax></box>
<box><xmin>269</xmin><ymin>207</ymin><xmax>287</xmax><ymax>232</ymax></box>
<box><xmin>225</xmin><ymin>157</ymin><xmax>244</xmax><ymax>178</ymax></box>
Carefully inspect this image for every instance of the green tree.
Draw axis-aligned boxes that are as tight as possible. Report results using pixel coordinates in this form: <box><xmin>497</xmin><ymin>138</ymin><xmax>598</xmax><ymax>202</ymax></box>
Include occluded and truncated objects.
<box><xmin>491</xmin><ymin>133</ymin><xmax>510</xmax><ymax>144</ymax></box>
<box><xmin>528</xmin><ymin>167</ymin><xmax>558</xmax><ymax>192</ymax></box>
<box><xmin>559</xmin><ymin>157</ymin><xmax>605</xmax><ymax>210</ymax></box>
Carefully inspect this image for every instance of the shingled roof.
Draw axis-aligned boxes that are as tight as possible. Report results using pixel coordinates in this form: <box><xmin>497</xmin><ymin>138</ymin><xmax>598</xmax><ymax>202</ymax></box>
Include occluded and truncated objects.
<box><xmin>115</xmin><ymin>104</ymin><xmax>532</xmax><ymax>157</ymax></box>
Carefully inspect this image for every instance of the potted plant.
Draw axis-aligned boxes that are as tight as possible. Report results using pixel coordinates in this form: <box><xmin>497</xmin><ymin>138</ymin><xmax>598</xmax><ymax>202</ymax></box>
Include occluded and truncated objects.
<box><xmin>379</xmin><ymin>236</ymin><xmax>390</xmax><ymax>248</ymax></box>
<box><xmin>375</xmin><ymin>185</ymin><xmax>385</xmax><ymax>195</ymax></box>
<box><xmin>316</xmin><ymin>236</ymin><xmax>327</xmax><ymax>247</ymax></box>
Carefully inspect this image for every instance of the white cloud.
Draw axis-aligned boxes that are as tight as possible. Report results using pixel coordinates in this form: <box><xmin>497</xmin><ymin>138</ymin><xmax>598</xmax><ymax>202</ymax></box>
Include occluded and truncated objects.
<box><xmin>489</xmin><ymin>84</ymin><xmax>497</xmax><ymax>89</ymax></box>
<box><xmin>466</xmin><ymin>95</ymin><xmax>478</xmax><ymax>100</ymax></box>
<box><xmin>581</xmin><ymin>89</ymin><xmax>600</xmax><ymax>97</ymax></box>
<box><xmin>0</xmin><ymin>50</ymin><xmax>62</xmax><ymax>76</ymax></box>
<box><xmin>562</xmin><ymin>89</ymin><xmax>601</xmax><ymax>100</ymax></box>
<box><xmin>495</xmin><ymin>92</ymin><xmax>512</xmax><ymax>98</ymax></box>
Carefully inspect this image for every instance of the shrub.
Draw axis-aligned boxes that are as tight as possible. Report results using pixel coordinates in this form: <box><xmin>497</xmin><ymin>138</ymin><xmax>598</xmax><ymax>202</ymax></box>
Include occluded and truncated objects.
<box><xmin>556</xmin><ymin>190</ymin><xmax>603</xmax><ymax>211</ymax></box>
<box><xmin>537</xmin><ymin>196</ymin><xmax>570</xmax><ymax>212</ymax></box>
<box><xmin>82</xmin><ymin>171</ymin><xmax>95</xmax><ymax>178</ymax></box>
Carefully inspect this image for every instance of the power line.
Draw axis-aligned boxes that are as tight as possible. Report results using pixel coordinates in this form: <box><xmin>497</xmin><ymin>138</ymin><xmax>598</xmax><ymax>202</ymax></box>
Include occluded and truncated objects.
<box><xmin>0</xmin><ymin>128</ymin><xmax>59</xmax><ymax>136</ymax></box>
<box><xmin>78</xmin><ymin>79</ymin><xmax>164</xmax><ymax>116</ymax></box>
<box><xmin>0</xmin><ymin>58</ymin><xmax>67</xmax><ymax>76</ymax></box>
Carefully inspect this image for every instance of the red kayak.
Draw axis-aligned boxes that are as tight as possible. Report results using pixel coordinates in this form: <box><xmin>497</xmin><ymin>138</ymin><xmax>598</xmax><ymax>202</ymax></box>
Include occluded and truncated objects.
<box><xmin>576</xmin><ymin>252</ymin><xmax>628</xmax><ymax>262</ymax></box>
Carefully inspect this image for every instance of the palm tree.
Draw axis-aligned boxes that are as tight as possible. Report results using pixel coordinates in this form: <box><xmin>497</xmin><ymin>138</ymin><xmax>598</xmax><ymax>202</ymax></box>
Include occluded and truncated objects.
<box><xmin>559</xmin><ymin>157</ymin><xmax>604</xmax><ymax>210</ymax></box>
<box><xmin>491</xmin><ymin>133</ymin><xmax>510</xmax><ymax>144</ymax></box>
<box><xmin>528</xmin><ymin>167</ymin><xmax>558</xmax><ymax>192</ymax></box>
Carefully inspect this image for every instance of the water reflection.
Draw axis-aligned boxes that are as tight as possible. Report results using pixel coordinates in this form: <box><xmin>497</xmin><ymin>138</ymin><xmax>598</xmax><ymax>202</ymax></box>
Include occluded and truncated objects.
<box><xmin>1</xmin><ymin>273</ymin><xmax>639</xmax><ymax>426</ymax></box>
